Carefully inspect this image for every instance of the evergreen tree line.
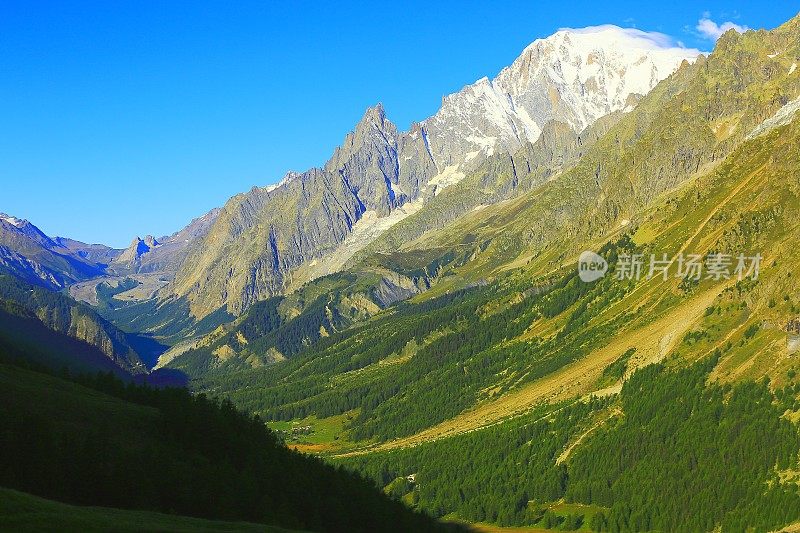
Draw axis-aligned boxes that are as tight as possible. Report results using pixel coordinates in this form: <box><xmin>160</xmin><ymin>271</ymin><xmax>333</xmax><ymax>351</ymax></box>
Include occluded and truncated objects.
<box><xmin>341</xmin><ymin>357</ymin><xmax>800</xmax><ymax>532</ymax></box>
<box><xmin>0</xmin><ymin>355</ymin><xmax>464</xmax><ymax>533</ymax></box>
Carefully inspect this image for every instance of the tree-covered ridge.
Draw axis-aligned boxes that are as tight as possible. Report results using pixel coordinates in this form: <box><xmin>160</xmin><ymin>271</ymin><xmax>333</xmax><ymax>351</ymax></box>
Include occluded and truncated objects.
<box><xmin>340</xmin><ymin>358</ymin><xmax>800</xmax><ymax>532</ymax></box>
<box><xmin>183</xmin><ymin>100</ymin><xmax>800</xmax><ymax>448</ymax></box>
<box><xmin>567</xmin><ymin>357</ymin><xmax>800</xmax><ymax>532</ymax></box>
<box><xmin>182</xmin><ymin>235</ymin><xmax>643</xmax><ymax>442</ymax></box>
<box><xmin>176</xmin><ymin>115</ymin><xmax>800</xmax><ymax>531</ymax></box>
<box><xmin>0</xmin><ymin>356</ymin><xmax>464</xmax><ymax>533</ymax></box>
<box><xmin>0</xmin><ymin>273</ymin><xmax>146</xmax><ymax>373</ymax></box>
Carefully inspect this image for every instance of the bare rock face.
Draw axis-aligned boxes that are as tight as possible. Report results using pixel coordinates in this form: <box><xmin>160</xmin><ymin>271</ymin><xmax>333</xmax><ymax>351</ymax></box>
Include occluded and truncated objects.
<box><xmin>110</xmin><ymin>209</ymin><xmax>220</xmax><ymax>275</ymax></box>
<box><xmin>117</xmin><ymin>236</ymin><xmax>158</xmax><ymax>264</ymax></box>
<box><xmin>169</xmin><ymin>26</ymin><xmax>700</xmax><ymax>319</ymax></box>
<box><xmin>172</xmin><ymin>105</ymin><xmax>438</xmax><ymax>317</ymax></box>
<box><xmin>0</xmin><ymin>214</ymin><xmax>104</xmax><ymax>289</ymax></box>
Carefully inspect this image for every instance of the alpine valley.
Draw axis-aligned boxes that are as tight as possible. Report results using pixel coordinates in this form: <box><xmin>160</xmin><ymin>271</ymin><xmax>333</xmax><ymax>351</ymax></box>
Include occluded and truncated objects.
<box><xmin>3</xmin><ymin>12</ymin><xmax>800</xmax><ymax>533</ymax></box>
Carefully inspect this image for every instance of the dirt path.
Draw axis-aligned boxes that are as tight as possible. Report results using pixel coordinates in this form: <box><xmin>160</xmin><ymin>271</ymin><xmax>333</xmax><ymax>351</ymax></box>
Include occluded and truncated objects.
<box><xmin>556</xmin><ymin>407</ymin><xmax>622</xmax><ymax>465</ymax></box>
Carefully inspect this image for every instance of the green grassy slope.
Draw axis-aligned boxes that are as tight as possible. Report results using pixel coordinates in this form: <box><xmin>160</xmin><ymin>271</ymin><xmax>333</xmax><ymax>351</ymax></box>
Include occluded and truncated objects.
<box><xmin>339</xmin><ymin>358</ymin><xmax>800</xmax><ymax>532</ymax></box>
<box><xmin>171</xmin><ymin>15</ymin><xmax>800</xmax><ymax>384</ymax></box>
<box><xmin>179</xmin><ymin>115</ymin><xmax>800</xmax><ymax>446</ymax></box>
<box><xmin>0</xmin><ymin>302</ymin><xmax>133</xmax><ymax>377</ymax></box>
<box><xmin>156</xmin><ymin>16</ymin><xmax>800</xmax><ymax>531</ymax></box>
<box><xmin>0</xmin><ymin>488</ymin><xmax>294</xmax><ymax>532</ymax></box>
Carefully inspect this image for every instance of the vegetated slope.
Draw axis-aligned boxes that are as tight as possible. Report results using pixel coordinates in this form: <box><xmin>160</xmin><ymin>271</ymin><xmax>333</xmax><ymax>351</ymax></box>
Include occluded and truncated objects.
<box><xmin>332</xmin><ymin>113</ymin><xmax>800</xmax><ymax>530</ymax></box>
<box><xmin>181</xmin><ymin>108</ymin><xmax>800</xmax><ymax>462</ymax></box>
<box><xmin>0</xmin><ymin>274</ymin><xmax>146</xmax><ymax>373</ymax></box>
<box><xmin>0</xmin><ymin>357</ymin><xmax>465</xmax><ymax>533</ymax></box>
<box><xmin>0</xmin><ymin>208</ymin><xmax>223</xmax><ymax>347</ymax></box>
<box><xmin>0</xmin><ymin>488</ymin><xmax>292</xmax><ymax>533</ymax></box>
<box><xmin>0</xmin><ymin>300</ymin><xmax>134</xmax><ymax>378</ymax></box>
<box><xmin>164</xmin><ymin>268</ymin><xmax>433</xmax><ymax>372</ymax></box>
<box><xmin>339</xmin><ymin>358</ymin><xmax>800</xmax><ymax>532</ymax></box>
<box><xmin>174</xmin><ymin>16</ymin><xmax>800</xmax><ymax>446</ymax></box>
<box><xmin>170</xmin><ymin>15</ymin><xmax>800</xmax><ymax>375</ymax></box>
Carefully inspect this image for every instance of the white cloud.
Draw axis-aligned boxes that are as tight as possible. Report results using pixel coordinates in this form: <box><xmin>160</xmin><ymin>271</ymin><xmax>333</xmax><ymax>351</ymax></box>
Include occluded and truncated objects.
<box><xmin>559</xmin><ymin>24</ymin><xmax>701</xmax><ymax>55</ymax></box>
<box><xmin>696</xmin><ymin>17</ymin><xmax>749</xmax><ymax>41</ymax></box>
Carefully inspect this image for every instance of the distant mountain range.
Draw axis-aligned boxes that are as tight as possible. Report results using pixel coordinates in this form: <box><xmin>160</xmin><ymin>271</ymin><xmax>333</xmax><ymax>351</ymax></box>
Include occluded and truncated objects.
<box><xmin>167</xmin><ymin>25</ymin><xmax>700</xmax><ymax>319</ymax></box>
<box><xmin>0</xmin><ymin>208</ymin><xmax>219</xmax><ymax>288</ymax></box>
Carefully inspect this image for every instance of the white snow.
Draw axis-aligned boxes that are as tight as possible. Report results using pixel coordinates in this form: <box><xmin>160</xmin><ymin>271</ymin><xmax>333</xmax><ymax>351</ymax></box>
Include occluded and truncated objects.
<box><xmin>746</xmin><ymin>96</ymin><xmax>800</xmax><ymax>140</ymax></box>
<box><xmin>424</xmin><ymin>165</ymin><xmax>467</xmax><ymax>195</ymax></box>
<box><xmin>502</xmin><ymin>25</ymin><xmax>702</xmax><ymax>131</ymax></box>
<box><xmin>263</xmin><ymin>171</ymin><xmax>301</xmax><ymax>193</ymax></box>
<box><xmin>421</xmin><ymin>24</ymin><xmax>702</xmax><ymax>170</ymax></box>
<box><xmin>0</xmin><ymin>215</ymin><xmax>24</xmax><ymax>227</ymax></box>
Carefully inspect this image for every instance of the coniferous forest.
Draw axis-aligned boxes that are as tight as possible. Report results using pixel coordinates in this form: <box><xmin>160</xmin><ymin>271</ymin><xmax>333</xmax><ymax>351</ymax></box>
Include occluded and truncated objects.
<box><xmin>0</xmin><ymin>355</ymin><xmax>462</xmax><ymax>533</ymax></box>
<box><xmin>342</xmin><ymin>357</ymin><xmax>800</xmax><ymax>532</ymax></box>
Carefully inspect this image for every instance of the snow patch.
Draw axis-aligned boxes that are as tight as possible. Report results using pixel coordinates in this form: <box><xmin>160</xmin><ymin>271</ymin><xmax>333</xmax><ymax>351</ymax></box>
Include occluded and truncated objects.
<box><xmin>421</xmin><ymin>24</ymin><xmax>700</xmax><ymax>170</ymax></box>
<box><xmin>746</xmin><ymin>96</ymin><xmax>800</xmax><ymax>140</ymax></box>
<box><xmin>301</xmin><ymin>200</ymin><xmax>425</xmax><ymax>283</ymax></box>
<box><xmin>263</xmin><ymin>171</ymin><xmax>301</xmax><ymax>193</ymax></box>
<box><xmin>0</xmin><ymin>214</ymin><xmax>24</xmax><ymax>228</ymax></box>
<box><xmin>424</xmin><ymin>165</ymin><xmax>467</xmax><ymax>195</ymax></box>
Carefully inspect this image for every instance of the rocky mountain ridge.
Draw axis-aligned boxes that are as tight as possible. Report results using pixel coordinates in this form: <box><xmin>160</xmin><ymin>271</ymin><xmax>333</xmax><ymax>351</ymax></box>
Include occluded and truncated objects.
<box><xmin>168</xmin><ymin>25</ymin><xmax>700</xmax><ymax>319</ymax></box>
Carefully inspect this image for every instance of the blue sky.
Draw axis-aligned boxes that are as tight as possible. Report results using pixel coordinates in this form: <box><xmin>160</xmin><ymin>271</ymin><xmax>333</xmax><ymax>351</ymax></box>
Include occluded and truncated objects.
<box><xmin>1</xmin><ymin>1</ymin><xmax>797</xmax><ymax>247</ymax></box>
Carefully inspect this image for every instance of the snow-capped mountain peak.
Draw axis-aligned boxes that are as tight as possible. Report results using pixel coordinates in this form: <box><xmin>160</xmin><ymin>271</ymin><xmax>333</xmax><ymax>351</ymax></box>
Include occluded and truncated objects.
<box><xmin>422</xmin><ymin>25</ymin><xmax>702</xmax><ymax>171</ymax></box>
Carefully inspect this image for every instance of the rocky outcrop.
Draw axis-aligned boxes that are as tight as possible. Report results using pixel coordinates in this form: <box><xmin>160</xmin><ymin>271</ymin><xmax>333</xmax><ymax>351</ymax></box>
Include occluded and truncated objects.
<box><xmin>171</xmin><ymin>105</ymin><xmax>438</xmax><ymax>317</ymax></box>
<box><xmin>117</xmin><ymin>235</ymin><xmax>159</xmax><ymax>264</ymax></box>
<box><xmin>111</xmin><ymin>208</ymin><xmax>220</xmax><ymax>275</ymax></box>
